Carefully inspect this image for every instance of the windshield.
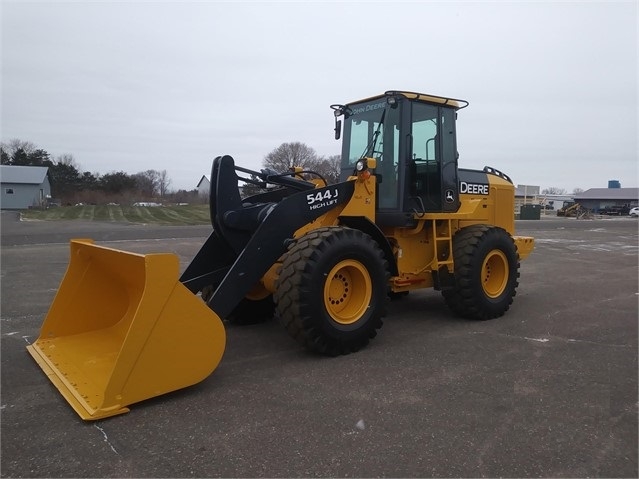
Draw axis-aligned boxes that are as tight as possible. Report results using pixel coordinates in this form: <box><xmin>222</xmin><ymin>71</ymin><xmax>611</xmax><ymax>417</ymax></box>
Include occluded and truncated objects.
<box><xmin>346</xmin><ymin>99</ymin><xmax>387</xmax><ymax>163</ymax></box>
<box><xmin>340</xmin><ymin>98</ymin><xmax>401</xmax><ymax>208</ymax></box>
<box><xmin>342</xmin><ymin>99</ymin><xmax>389</xmax><ymax>166</ymax></box>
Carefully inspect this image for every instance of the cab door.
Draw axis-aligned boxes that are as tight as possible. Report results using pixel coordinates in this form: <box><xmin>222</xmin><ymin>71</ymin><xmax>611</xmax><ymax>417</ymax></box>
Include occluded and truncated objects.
<box><xmin>405</xmin><ymin>102</ymin><xmax>459</xmax><ymax>213</ymax></box>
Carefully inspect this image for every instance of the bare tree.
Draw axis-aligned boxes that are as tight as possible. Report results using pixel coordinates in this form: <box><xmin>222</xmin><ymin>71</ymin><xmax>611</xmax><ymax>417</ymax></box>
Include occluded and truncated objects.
<box><xmin>56</xmin><ymin>153</ymin><xmax>78</xmax><ymax>168</ymax></box>
<box><xmin>572</xmin><ymin>187</ymin><xmax>584</xmax><ymax>195</ymax></box>
<box><xmin>309</xmin><ymin>154</ymin><xmax>341</xmax><ymax>184</ymax></box>
<box><xmin>1</xmin><ymin>139</ymin><xmax>37</xmax><ymax>164</ymax></box>
<box><xmin>263</xmin><ymin>142</ymin><xmax>319</xmax><ymax>172</ymax></box>
<box><xmin>262</xmin><ymin>143</ymin><xmax>343</xmax><ymax>184</ymax></box>
<box><xmin>158</xmin><ymin>169</ymin><xmax>171</xmax><ymax>197</ymax></box>
<box><xmin>3</xmin><ymin>139</ymin><xmax>36</xmax><ymax>157</ymax></box>
<box><xmin>133</xmin><ymin>170</ymin><xmax>160</xmax><ymax>198</ymax></box>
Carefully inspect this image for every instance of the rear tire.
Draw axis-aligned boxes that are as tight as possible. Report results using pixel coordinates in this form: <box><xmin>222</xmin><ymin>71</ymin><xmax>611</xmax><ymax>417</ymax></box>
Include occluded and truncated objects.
<box><xmin>274</xmin><ymin>227</ymin><xmax>389</xmax><ymax>356</ymax></box>
<box><xmin>443</xmin><ymin>225</ymin><xmax>519</xmax><ymax>320</ymax></box>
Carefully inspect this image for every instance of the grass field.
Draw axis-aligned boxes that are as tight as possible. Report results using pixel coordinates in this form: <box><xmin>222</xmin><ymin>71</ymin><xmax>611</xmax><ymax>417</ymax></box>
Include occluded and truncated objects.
<box><xmin>21</xmin><ymin>204</ymin><xmax>211</xmax><ymax>225</ymax></box>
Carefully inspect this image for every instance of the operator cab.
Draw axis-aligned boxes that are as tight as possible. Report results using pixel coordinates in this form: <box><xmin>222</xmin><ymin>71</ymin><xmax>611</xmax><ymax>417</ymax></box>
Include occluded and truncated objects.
<box><xmin>333</xmin><ymin>90</ymin><xmax>468</xmax><ymax>225</ymax></box>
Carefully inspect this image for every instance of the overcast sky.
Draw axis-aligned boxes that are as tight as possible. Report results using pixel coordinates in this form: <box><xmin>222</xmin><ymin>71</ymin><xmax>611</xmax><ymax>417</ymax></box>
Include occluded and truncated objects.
<box><xmin>2</xmin><ymin>1</ymin><xmax>637</xmax><ymax>192</ymax></box>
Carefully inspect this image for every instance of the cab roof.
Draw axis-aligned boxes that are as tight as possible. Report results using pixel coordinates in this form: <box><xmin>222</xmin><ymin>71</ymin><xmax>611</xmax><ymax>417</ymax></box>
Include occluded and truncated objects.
<box><xmin>348</xmin><ymin>90</ymin><xmax>469</xmax><ymax>110</ymax></box>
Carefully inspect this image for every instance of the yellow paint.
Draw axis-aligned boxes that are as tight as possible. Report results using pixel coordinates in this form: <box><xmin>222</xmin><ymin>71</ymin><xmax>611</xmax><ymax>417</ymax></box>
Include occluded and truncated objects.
<box><xmin>481</xmin><ymin>249</ymin><xmax>509</xmax><ymax>298</ymax></box>
<box><xmin>323</xmin><ymin>259</ymin><xmax>372</xmax><ymax>325</ymax></box>
<box><xmin>26</xmin><ymin>239</ymin><xmax>225</xmax><ymax>420</ymax></box>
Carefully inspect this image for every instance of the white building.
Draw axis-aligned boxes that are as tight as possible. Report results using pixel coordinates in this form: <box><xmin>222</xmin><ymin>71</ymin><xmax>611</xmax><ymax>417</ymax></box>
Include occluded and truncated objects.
<box><xmin>197</xmin><ymin>175</ymin><xmax>210</xmax><ymax>198</ymax></box>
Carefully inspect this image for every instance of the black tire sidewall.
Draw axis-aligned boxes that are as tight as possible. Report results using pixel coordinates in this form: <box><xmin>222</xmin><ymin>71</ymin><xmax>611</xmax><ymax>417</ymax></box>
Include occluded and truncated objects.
<box><xmin>467</xmin><ymin>228</ymin><xmax>519</xmax><ymax>317</ymax></box>
<box><xmin>445</xmin><ymin>225</ymin><xmax>520</xmax><ymax>320</ymax></box>
<box><xmin>299</xmin><ymin>230</ymin><xmax>388</xmax><ymax>341</ymax></box>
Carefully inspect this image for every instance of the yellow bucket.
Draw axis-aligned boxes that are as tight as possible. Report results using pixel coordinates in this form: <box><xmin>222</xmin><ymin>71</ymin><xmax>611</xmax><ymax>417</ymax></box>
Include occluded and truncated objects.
<box><xmin>27</xmin><ymin>239</ymin><xmax>226</xmax><ymax>420</ymax></box>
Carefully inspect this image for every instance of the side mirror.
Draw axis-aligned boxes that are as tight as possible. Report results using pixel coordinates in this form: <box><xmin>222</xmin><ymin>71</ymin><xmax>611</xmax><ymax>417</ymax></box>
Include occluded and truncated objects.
<box><xmin>334</xmin><ymin>119</ymin><xmax>341</xmax><ymax>140</ymax></box>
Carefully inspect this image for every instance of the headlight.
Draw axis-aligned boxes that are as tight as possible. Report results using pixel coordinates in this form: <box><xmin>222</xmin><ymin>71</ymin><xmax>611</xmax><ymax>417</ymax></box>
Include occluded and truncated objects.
<box><xmin>355</xmin><ymin>159</ymin><xmax>366</xmax><ymax>172</ymax></box>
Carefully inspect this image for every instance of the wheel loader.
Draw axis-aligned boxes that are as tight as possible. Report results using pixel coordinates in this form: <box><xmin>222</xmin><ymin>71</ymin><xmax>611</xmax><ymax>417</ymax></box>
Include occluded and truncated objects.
<box><xmin>27</xmin><ymin>90</ymin><xmax>535</xmax><ymax>420</ymax></box>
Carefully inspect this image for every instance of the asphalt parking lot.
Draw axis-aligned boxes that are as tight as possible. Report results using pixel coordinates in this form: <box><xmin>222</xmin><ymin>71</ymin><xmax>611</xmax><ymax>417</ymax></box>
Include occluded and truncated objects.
<box><xmin>1</xmin><ymin>212</ymin><xmax>637</xmax><ymax>478</ymax></box>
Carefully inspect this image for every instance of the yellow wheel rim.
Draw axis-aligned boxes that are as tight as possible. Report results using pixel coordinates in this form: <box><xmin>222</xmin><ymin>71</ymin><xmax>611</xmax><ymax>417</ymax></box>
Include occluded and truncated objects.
<box><xmin>481</xmin><ymin>249</ymin><xmax>509</xmax><ymax>298</ymax></box>
<box><xmin>323</xmin><ymin>260</ymin><xmax>372</xmax><ymax>325</ymax></box>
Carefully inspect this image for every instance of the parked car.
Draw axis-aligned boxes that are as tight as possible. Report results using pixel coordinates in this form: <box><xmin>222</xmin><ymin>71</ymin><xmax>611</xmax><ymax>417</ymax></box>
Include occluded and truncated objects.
<box><xmin>629</xmin><ymin>207</ymin><xmax>639</xmax><ymax>217</ymax></box>
<box><xmin>600</xmin><ymin>205</ymin><xmax>630</xmax><ymax>216</ymax></box>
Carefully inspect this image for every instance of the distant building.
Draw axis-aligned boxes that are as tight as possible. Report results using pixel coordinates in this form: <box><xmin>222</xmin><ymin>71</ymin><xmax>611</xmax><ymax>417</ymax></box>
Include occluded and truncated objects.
<box><xmin>197</xmin><ymin>175</ymin><xmax>210</xmax><ymax>198</ymax></box>
<box><xmin>515</xmin><ymin>184</ymin><xmax>540</xmax><ymax>197</ymax></box>
<box><xmin>514</xmin><ymin>184</ymin><xmax>541</xmax><ymax>215</ymax></box>
<box><xmin>512</xmin><ymin>183</ymin><xmax>639</xmax><ymax>216</ymax></box>
<box><xmin>0</xmin><ymin>165</ymin><xmax>51</xmax><ymax>210</ymax></box>
<box><xmin>574</xmin><ymin>187</ymin><xmax>638</xmax><ymax>212</ymax></box>
<box><xmin>513</xmin><ymin>185</ymin><xmax>577</xmax><ymax>215</ymax></box>
<box><xmin>536</xmin><ymin>194</ymin><xmax>574</xmax><ymax>211</ymax></box>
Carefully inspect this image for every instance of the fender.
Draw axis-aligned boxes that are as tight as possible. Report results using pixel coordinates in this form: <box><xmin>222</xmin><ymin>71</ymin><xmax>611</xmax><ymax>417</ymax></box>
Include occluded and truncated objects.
<box><xmin>339</xmin><ymin>215</ymin><xmax>398</xmax><ymax>276</ymax></box>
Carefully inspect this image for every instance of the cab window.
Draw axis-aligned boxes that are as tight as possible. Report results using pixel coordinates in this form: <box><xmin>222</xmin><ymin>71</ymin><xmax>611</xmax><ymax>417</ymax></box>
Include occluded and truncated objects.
<box><xmin>341</xmin><ymin>100</ymin><xmax>401</xmax><ymax>209</ymax></box>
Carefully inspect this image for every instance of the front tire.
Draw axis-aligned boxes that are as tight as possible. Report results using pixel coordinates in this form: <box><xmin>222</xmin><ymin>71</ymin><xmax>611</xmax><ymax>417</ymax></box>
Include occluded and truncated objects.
<box><xmin>443</xmin><ymin>225</ymin><xmax>520</xmax><ymax>320</ymax></box>
<box><xmin>274</xmin><ymin>227</ymin><xmax>389</xmax><ymax>356</ymax></box>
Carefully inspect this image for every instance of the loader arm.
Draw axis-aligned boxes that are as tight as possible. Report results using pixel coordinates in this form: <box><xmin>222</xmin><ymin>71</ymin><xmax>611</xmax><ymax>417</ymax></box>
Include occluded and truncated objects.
<box><xmin>180</xmin><ymin>155</ymin><xmax>356</xmax><ymax>319</ymax></box>
<box><xmin>180</xmin><ymin>155</ymin><xmax>312</xmax><ymax>290</ymax></box>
